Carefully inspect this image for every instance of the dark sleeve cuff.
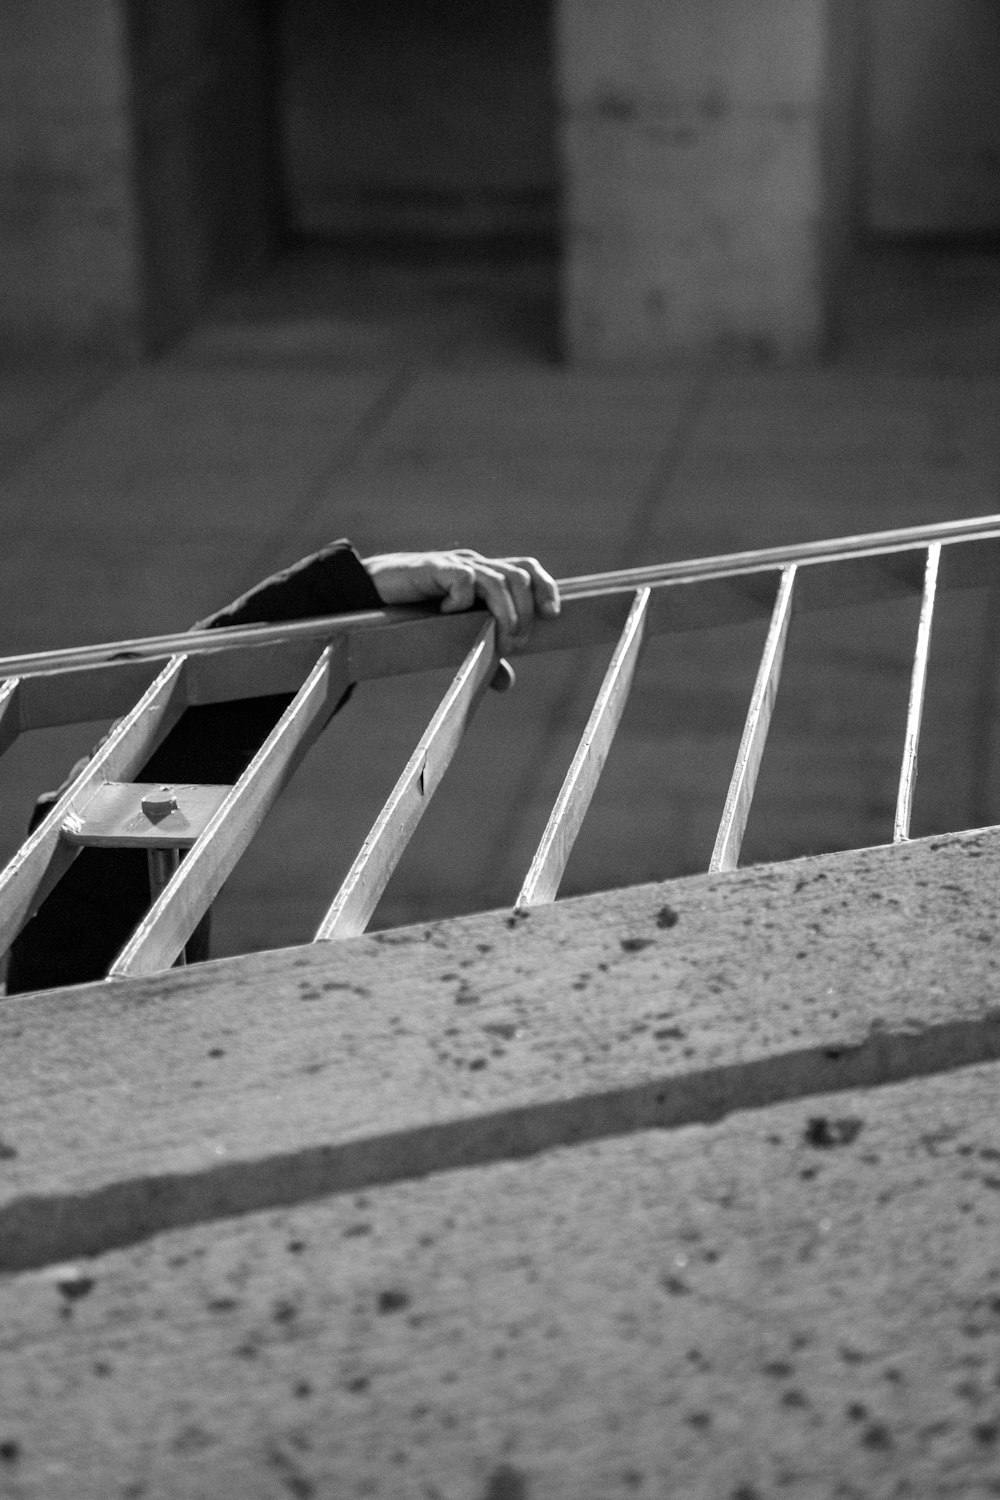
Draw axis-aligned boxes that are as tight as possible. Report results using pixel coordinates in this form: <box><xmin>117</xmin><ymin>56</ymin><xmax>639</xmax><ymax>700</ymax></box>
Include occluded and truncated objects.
<box><xmin>195</xmin><ymin>541</ymin><xmax>382</xmax><ymax>631</ymax></box>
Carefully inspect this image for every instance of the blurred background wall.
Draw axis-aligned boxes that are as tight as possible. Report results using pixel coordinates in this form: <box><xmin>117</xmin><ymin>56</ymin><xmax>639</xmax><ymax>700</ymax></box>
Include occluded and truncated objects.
<box><xmin>0</xmin><ymin>0</ymin><xmax>142</xmax><ymax>357</ymax></box>
<box><xmin>282</xmin><ymin>0</ymin><xmax>558</xmax><ymax>248</ymax></box>
<box><xmin>4</xmin><ymin>0</ymin><xmax>998</xmax><ymax>365</ymax></box>
<box><xmin>867</xmin><ymin>0</ymin><xmax>1000</xmax><ymax>237</ymax></box>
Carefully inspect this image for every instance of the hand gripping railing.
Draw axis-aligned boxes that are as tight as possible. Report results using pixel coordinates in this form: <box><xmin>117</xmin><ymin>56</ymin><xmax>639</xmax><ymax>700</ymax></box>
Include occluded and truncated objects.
<box><xmin>3</xmin><ymin>514</ymin><xmax>1000</xmax><ymax>983</ymax></box>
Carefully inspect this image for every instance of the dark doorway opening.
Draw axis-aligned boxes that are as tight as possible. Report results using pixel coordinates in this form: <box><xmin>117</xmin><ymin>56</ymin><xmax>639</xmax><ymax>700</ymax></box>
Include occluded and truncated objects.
<box><xmin>279</xmin><ymin>0</ymin><xmax>559</xmax><ymax>255</ymax></box>
<box><xmin>128</xmin><ymin>0</ymin><xmax>560</xmax><ymax>361</ymax></box>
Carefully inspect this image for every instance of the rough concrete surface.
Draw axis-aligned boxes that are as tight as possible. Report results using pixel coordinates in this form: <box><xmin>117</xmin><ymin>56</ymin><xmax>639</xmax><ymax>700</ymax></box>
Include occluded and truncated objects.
<box><xmin>3</xmin><ymin>827</ymin><xmax>1000</xmax><ymax>1269</ymax></box>
<box><xmin>3</xmin><ymin>1052</ymin><xmax>1000</xmax><ymax>1495</ymax></box>
<box><xmin>3</xmin><ymin>828</ymin><xmax>1000</xmax><ymax>1494</ymax></box>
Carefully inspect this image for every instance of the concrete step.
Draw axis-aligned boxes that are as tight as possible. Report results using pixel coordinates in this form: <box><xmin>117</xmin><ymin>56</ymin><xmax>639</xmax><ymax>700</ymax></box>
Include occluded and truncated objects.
<box><xmin>2</xmin><ymin>829</ymin><xmax>1000</xmax><ymax>1495</ymax></box>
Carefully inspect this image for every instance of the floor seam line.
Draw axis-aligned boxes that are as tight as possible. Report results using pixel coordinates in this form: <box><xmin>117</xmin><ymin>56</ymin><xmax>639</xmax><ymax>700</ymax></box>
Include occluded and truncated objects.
<box><xmin>0</xmin><ymin>364</ymin><xmax>120</xmax><ymax>487</ymax></box>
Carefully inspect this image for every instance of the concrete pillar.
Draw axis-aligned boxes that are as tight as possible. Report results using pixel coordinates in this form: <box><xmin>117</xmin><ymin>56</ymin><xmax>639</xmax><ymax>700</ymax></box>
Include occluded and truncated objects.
<box><xmin>0</xmin><ymin>0</ymin><xmax>277</xmax><ymax>362</ymax></box>
<box><xmin>557</xmin><ymin>0</ymin><xmax>862</xmax><ymax>363</ymax></box>
<box><xmin>0</xmin><ymin>0</ymin><xmax>142</xmax><ymax>359</ymax></box>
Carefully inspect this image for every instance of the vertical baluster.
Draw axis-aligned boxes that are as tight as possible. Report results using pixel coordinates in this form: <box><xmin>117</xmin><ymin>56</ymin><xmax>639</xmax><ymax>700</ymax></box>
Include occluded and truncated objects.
<box><xmin>710</xmin><ymin>566</ymin><xmax>796</xmax><ymax>872</ymax></box>
<box><xmin>110</xmin><ymin>640</ymin><xmax>350</xmax><ymax>978</ymax></box>
<box><xmin>0</xmin><ymin>656</ymin><xmax>189</xmax><ymax>962</ymax></box>
<box><xmin>315</xmin><ymin>620</ymin><xmax>498</xmax><ymax>942</ymax></box>
<box><xmin>894</xmin><ymin>544</ymin><xmax>940</xmax><ymax>842</ymax></box>
<box><xmin>516</xmin><ymin>588</ymin><xmax>649</xmax><ymax>908</ymax></box>
<box><xmin>0</xmin><ymin>679</ymin><xmax>20</xmax><ymax>760</ymax></box>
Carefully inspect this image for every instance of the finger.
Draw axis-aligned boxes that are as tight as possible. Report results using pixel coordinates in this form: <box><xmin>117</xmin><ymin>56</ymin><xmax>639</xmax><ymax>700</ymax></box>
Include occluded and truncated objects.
<box><xmin>488</xmin><ymin>561</ymin><xmax>536</xmax><ymax>643</ymax></box>
<box><xmin>462</xmin><ymin>562</ymin><xmax>519</xmax><ymax>652</ymax></box>
<box><xmin>507</xmin><ymin>555</ymin><xmax>561</xmax><ymax>617</ymax></box>
<box><xmin>437</xmin><ymin>560</ymin><xmax>520</xmax><ymax>654</ymax></box>
<box><xmin>489</xmin><ymin>658</ymin><xmax>516</xmax><ymax>693</ymax></box>
<box><xmin>453</xmin><ymin>551</ymin><xmax>559</xmax><ymax>636</ymax></box>
<box><xmin>435</xmin><ymin>561</ymin><xmax>478</xmax><ymax>614</ymax></box>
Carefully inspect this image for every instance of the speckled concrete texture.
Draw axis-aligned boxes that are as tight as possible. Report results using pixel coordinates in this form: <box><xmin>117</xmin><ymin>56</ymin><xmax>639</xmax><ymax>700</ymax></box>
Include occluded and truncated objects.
<box><xmin>4</xmin><ymin>750</ymin><xmax>1000</xmax><ymax>1490</ymax></box>
<box><xmin>2</xmin><ymin>826</ymin><xmax>1000</xmax><ymax>1263</ymax></box>
<box><xmin>4</xmin><ymin>1061</ymin><xmax>1000</xmax><ymax>1495</ymax></box>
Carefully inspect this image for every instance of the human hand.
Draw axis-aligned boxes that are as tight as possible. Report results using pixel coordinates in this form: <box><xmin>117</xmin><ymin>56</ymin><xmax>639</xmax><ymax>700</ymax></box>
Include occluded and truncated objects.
<box><xmin>363</xmin><ymin>549</ymin><xmax>560</xmax><ymax>657</ymax></box>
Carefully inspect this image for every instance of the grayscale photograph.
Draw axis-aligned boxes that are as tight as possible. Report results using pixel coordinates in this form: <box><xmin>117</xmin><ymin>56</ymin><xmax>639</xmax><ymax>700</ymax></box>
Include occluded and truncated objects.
<box><xmin>2</xmin><ymin>2</ymin><xmax>1000</xmax><ymax>1495</ymax></box>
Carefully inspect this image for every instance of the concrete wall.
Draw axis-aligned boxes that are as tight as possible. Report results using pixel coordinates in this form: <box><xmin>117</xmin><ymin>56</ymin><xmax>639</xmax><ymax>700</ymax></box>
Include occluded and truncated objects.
<box><xmin>557</xmin><ymin>0</ymin><xmax>858</xmax><ymax>363</ymax></box>
<box><xmin>866</xmin><ymin>0</ymin><xmax>1000</xmax><ymax>236</ymax></box>
<box><xmin>0</xmin><ymin>0</ymin><xmax>142</xmax><ymax>358</ymax></box>
<box><xmin>0</xmin><ymin>0</ymin><xmax>278</xmax><ymax>360</ymax></box>
<box><xmin>25</xmin><ymin>0</ymin><xmax>994</xmax><ymax>364</ymax></box>
<box><xmin>281</xmin><ymin>0</ymin><xmax>559</xmax><ymax>244</ymax></box>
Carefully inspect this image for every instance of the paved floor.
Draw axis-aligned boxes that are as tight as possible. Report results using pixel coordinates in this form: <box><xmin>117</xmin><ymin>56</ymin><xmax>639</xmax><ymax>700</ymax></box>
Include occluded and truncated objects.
<box><xmin>2</xmin><ymin>245</ymin><xmax>1000</xmax><ymax>963</ymax></box>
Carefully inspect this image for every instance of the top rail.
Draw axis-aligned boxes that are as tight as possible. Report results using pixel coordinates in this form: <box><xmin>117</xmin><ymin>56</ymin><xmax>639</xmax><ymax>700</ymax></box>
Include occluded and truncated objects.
<box><xmin>2</xmin><ymin>515</ymin><xmax>1000</xmax><ymax>682</ymax></box>
<box><xmin>562</xmin><ymin>513</ymin><xmax>1000</xmax><ymax>597</ymax></box>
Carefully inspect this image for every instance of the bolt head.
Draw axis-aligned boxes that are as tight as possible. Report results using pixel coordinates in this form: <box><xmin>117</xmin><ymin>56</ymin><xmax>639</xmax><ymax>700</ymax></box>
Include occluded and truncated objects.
<box><xmin>141</xmin><ymin>788</ymin><xmax>178</xmax><ymax>820</ymax></box>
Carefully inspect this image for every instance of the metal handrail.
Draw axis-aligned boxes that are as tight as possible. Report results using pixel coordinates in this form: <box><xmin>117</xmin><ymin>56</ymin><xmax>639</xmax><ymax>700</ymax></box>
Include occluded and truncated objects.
<box><xmin>2</xmin><ymin>513</ymin><xmax>999</xmax><ymax>682</ymax></box>
<box><xmin>4</xmin><ymin>514</ymin><xmax>1000</xmax><ymax>982</ymax></box>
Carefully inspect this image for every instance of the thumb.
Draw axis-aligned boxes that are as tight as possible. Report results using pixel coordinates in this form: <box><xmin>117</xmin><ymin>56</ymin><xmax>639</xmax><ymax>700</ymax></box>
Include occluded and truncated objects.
<box><xmin>489</xmin><ymin>658</ymin><xmax>516</xmax><ymax>693</ymax></box>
